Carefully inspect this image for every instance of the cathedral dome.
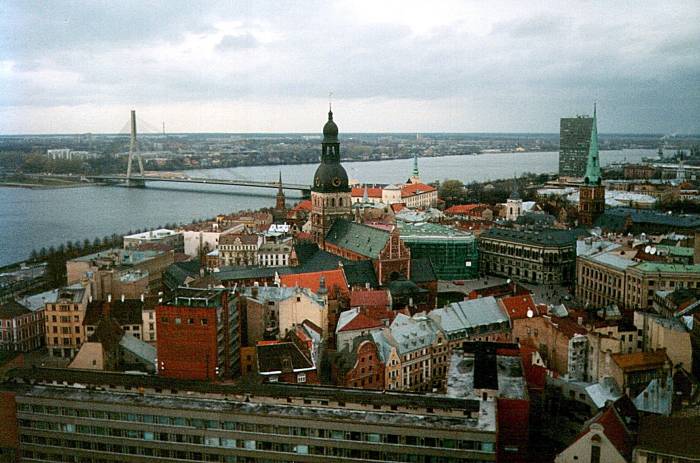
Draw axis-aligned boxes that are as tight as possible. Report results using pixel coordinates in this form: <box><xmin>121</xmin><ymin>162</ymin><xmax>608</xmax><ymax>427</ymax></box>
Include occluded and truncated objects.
<box><xmin>323</xmin><ymin>110</ymin><xmax>338</xmax><ymax>143</ymax></box>
<box><xmin>313</xmin><ymin>162</ymin><xmax>349</xmax><ymax>193</ymax></box>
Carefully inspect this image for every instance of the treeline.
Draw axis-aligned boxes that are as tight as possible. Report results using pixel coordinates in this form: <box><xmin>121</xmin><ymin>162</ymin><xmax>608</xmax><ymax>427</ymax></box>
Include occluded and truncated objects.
<box><xmin>0</xmin><ymin>151</ymin><xmax>127</xmax><ymax>175</ymax></box>
<box><xmin>437</xmin><ymin>172</ymin><xmax>554</xmax><ymax>208</ymax></box>
<box><xmin>27</xmin><ymin>222</ymin><xmax>181</xmax><ymax>287</ymax></box>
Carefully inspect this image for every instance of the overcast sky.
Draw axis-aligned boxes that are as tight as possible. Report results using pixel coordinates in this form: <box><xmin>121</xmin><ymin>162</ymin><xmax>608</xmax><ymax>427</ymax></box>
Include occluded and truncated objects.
<box><xmin>1</xmin><ymin>1</ymin><xmax>698</xmax><ymax>134</ymax></box>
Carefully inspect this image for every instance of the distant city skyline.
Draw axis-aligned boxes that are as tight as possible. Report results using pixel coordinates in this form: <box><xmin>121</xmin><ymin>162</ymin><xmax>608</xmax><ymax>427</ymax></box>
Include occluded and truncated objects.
<box><xmin>1</xmin><ymin>1</ymin><xmax>698</xmax><ymax>135</ymax></box>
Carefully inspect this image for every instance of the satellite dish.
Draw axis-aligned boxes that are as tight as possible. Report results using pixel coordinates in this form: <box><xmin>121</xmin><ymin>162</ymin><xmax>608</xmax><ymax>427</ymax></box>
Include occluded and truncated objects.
<box><xmin>526</xmin><ymin>309</ymin><xmax>534</xmax><ymax>318</ymax></box>
<box><xmin>644</xmin><ymin>245</ymin><xmax>652</xmax><ymax>254</ymax></box>
<box><xmin>650</xmin><ymin>247</ymin><xmax>657</xmax><ymax>255</ymax></box>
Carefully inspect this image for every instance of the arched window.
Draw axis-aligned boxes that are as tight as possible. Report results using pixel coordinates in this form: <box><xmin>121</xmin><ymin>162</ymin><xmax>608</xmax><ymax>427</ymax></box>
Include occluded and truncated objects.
<box><xmin>331</xmin><ymin>198</ymin><xmax>335</xmax><ymax>207</ymax></box>
<box><xmin>339</xmin><ymin>198</ymin><xmax>343</xmax><ymax>207</ymax></box>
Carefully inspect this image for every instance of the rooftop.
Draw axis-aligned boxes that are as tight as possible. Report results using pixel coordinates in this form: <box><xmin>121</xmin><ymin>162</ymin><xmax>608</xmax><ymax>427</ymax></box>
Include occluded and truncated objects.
<box><xmin>256</xmin><ymin>341</ymin><xmax>314</xmax><ymax>374</ymax></box>
<box><xmin>611</xmin><ymin>350</ymin><xmax>668</xmax><ymax>371</ymax></box>
<box><xmin>0</xmin><ymin>300</ymin><xmax>31</xmax><ymax>319</ymax></box>
<box><xmin>325</xmin><ymin>219</ymin><xmax>390</xmax><ymax>259</ymax></box>
<box><xmin>336</xmin><ymin>308</ymin><xmax>384</xmax><ymax>333</ymax></box>
<box><xmin>124</xmin><ymin>229</ymin><xmax>178</xmax><ymax>240</ymax></box>
<box><xmin>397</xmin><ymin>221</ymin><xmax>475</xmax><ymax>241</ymax></box>
<box><xmin>446</xmin><ymin>347</ymin><xmax>527</xmax><ymax>400</ymax></box>
<box><xmin>429</xmin><ymin>297</ymin><xmax>509</xmax><ymax>335</ymax></box>
<box><xmin>480</xmin><ymin>227</ymin><xmax>578</xmax><ymax>247</ymax></box>
<box><xmin>637</xmin><ymin>415</ymin><xmax>700</xmax><ymax>459</ymax></box>
<box><xmin>632</xmin><ymin>262</ymin><xmax>700</xmax><ymax>274</ymax></box>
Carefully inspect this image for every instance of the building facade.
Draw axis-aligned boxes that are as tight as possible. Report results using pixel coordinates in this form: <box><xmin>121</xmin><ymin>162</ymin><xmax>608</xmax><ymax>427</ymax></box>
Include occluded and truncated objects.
<box><xmin>1</xmin><ymin>368</ymin><xmax>498</xmax><ymax>463</ymax></box>
<box><xmin>0</xmin><ymin>301</ymin><xmax>44</xmax><ymax>352</ymax></box>
<box><xmin>218</xmin><ymin>233</ymin><xmax>261</xmax><ymax>266</ymax></box>
<box><xmin>44</xmin><ymin>286</ymin><xmax>90</xmax><ymax>358</ymax></box>
<box><xmin>559</xmin><ymin>115</ymin><xmax>593</xmax><ymax>178</ymax></box>
<box><xmin>156</xmin><ymin>288</ymin><xmax>240</xmax><ymax>380</ymax></box>
<box><xmin>478</xmin><ymin>228</ymin><xmax>577</xmax><ymax>285</ymax></box>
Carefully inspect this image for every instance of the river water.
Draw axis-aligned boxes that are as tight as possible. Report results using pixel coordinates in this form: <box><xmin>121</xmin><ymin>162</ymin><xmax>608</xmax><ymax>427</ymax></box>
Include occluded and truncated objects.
<box><xmin>0</xmin><ymin>149</ymin><xmax>657</xmax><ymax>266</ymax></box>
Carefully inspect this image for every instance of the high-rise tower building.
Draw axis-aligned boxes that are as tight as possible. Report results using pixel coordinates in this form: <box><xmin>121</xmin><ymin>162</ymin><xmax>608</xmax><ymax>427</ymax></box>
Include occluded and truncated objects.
<box><xmin>559</xmin><ymin>114</ymin><xmax>594</xmax><ymax>178</ymax></box>
<box><xmin>310</xmin><ymin>107</ymin><xmax>352</xmax><ymax>246</ymax></box>
<box><xmin>578</xmin><ymin>104</ymin><xmax>605</xmax><ymax>226</ymax></box>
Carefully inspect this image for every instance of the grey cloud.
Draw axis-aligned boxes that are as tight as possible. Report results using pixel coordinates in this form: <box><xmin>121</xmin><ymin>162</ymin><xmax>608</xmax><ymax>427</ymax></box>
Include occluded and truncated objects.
<box><xmin>217</xmin><ymin>33</ymin><xmax>259</xmax><ymax>51</ymax></box>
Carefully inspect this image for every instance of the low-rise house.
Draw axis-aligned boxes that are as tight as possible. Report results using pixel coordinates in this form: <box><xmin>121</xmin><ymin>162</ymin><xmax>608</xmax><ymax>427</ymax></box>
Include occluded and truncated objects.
<box><xmin>633</xmin><ymin>416</ymin><xmax>700</xmax><ymax>462</ymax></box>
<box><xmin>607</xmin><ymin>350</ymin><xmax>671</xmax><ymax>397</ymax></box>
<box><xmin>349</xmin><ymin>289</ymin><xmax>392</xmax><ymax>320</ymax></box>
<box><xmin>371</xmin><ymin>329</ymin><xmax>402</xmax><ymax>390</ymax></box>
<box><xmin>83</xmin><ymin>297</ymin><xmax>146</xmax><ymax>341</ymax></box>
<box><xmin>555</xmin><ymin>397</ymin><xmax>639</xmax><ymax>463</ymax></box>
<box><xmin>256</xmin><ymin>340</ymin><xmax>318</xmax><ymax>384</ymax></box>
<box><xmin>123</xmin><ymin>229</ymin><xmax>183</xmax><ymax>253</ymax></box>
<box><xmin>335</xmin><ymin>307</ymin><xmax>384</xmax><ymax>351</ymax></box>
<box><xmin>330</xmin><ymin>335</ymin><xmax>385</xmax><ymax>390</ymax></box>
<box><xmin>390</xmin><ymin>313</ymin><xmax>445</xmax><ymax>392</ymax></box>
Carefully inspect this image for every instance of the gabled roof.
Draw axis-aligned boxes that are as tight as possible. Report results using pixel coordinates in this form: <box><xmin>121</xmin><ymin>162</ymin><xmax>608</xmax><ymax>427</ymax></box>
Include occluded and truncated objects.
<box><xmin>291</xmin><ymin>200</ymin><xmax>312</xmax><ymax>213</ymax></box>
<box><xmin>570</xmin><ymin>396</ymin><xmax>638</xmax><ymax>461</ymax></box>
<box><xmin>279</xmin><ymin>268</ymin><xmax>348</xmax><ymax>296</ymax></box>
<box><xmin>350</xmin><ymin>290</ymin><xmax>389</xmax><ymax>309</ymax></box>
<box><xmin>351</xmin><ymin>187</ymin><xmax>383</xmax><ymax>198</ymax></box>
<box><xmin>219</xmin><ymin>233</ymin><xmax>259</xmax><ymax>245</ymax></box>
<box><xmin>342</xmin><ymin>260</ymin><xmax>379</xmax><ymax>288</ymax></box>
<box><xmin>444</xmin><ymin>204</ymin><xmax>488</xmax><ymax>215</ymax></box>
<box><xmin>336</xmin><ymin>309</ymin><xmax>384</xmax><ymax>333</ymax></box>
<box><xmin>611</xmin><ymin>350</ymin><xmax>668</xmax><ymax>371</ymax></box>
<box><xmin>256</xmin><ymin>341</ymin><xmax>314</xmax><ymax>374</ymax></box>
<box><xmin>499</xmin><ymin>294</ymin><xmax>539</xmax><ymax>321</ymax></box>
<box><xmin>84</xmin><ymin>299</ymin><xmax>145</xmax><ymax>327</ymax></box>
<box><xmin>400</xmin><ymin>182</ymin><xmax>436</xmax><ymax>197</ymax></box>
<box><xmin>325</xmin><ymin>219</ymin><xmax>390</xmax><ymax>259</ymax></box>
<box><xmin>429</xmin><ymin>297</ymin><xmax>509</xmax><ymax>335</ymax></box>
<box><xmin>0</xmin><ymin>300</ymin><xmax>31</xmax><ymax>319</ymax></box>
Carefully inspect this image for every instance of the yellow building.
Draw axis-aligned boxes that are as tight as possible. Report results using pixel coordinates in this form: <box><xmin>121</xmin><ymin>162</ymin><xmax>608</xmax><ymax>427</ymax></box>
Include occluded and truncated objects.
<box><xmin>44</xmin><ymin>285</ymin><xmax>90</xmax><ymax>358</ymax></box>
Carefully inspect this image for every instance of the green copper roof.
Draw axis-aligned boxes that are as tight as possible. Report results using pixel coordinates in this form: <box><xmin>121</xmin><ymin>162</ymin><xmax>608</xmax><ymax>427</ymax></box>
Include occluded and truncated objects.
<box><xmin>632</xmin><ymin>262</ymin><xmax>700</xmax><ymax>274</ymax></box>
<box><xmin>584</xmin><ymin>104</ymin><xmax>602</xmax><ymax>185</ymax></box>
<box><xmin>325</xmin><ymin>219</ymin><xmax>390</xmax><ymax>259</ymax></box>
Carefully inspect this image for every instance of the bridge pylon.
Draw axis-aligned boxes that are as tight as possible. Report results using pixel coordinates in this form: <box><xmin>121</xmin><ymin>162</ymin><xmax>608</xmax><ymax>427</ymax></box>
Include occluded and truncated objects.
<box><xmin>125</xmin><ymin>109</ymin><xmax>145</xmax><ymax>187</ymax></box>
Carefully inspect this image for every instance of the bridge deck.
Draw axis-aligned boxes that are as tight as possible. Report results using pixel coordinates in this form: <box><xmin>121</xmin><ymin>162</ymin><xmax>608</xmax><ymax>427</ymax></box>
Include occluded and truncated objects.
<box><xmin>88</xmin><ymin>175</ymin><xmax>310</xmax><ymax>191</ymax></box>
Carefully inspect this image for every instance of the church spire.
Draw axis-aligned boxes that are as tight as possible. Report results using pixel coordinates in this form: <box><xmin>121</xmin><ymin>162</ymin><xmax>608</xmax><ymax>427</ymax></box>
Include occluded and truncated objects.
<box><xmin>509</xmin><ymin>173</ymin><xmax>520</xmax><ymax>200</ymax></box>
<box><xmin>584</xmin><ymin>103</ymin><xmax>602</xmax><ymax>185</ymax></box>
<box><xmin>410</xmin><ymin>151</ymin><xmax>421</xmax><ymax>184</ymax></box>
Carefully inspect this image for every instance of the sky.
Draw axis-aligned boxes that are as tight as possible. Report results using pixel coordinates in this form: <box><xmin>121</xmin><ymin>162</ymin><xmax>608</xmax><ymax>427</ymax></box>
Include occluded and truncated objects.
<box><xmin>1</xmin><ymin>1</ymin><xmax>698</xmax><ymax>134</ymax></box>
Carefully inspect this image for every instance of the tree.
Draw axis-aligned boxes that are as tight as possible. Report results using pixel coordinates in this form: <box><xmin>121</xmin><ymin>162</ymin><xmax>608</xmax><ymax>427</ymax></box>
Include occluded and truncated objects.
<box><xmin>439</xmin><ymin>179</ymin><xmax>467</xmax><ymax>207</ymax></box>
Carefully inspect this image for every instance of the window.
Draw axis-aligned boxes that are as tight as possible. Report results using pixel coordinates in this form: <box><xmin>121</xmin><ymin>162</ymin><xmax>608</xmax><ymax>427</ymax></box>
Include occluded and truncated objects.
<box><xmin>201</xmin><ymin>319</ymin><xmax>208</xmax><ymax>325</ymax></box>
<box><xmin>175</xmin><ymin>318</ymin><xmax>181</xmax><ymax>325</ymax></box>
<box><xmin>591</xmin><ymin>444</ymin><xmax>601</xmax><ymax>463</ymax></box>
<box><xmin>297</xmin><ymin>373</ymin><xmax>306</xmax><ymax>383</ymax></box>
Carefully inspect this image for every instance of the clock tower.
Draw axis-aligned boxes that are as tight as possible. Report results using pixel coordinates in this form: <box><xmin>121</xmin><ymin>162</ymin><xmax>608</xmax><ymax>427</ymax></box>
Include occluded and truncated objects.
<box><xmin>310</xmin><ymin>107</ymin><xmax>352</xmax><ymax>246</ymax></box>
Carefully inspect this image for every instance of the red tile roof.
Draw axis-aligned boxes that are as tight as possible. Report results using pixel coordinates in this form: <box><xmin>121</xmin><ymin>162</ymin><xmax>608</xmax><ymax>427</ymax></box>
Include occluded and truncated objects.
<box><xmin>550</xmin><ymin>316</ymin><xmax>588</xmax><ymax>338</ymax></box>
<box><xmin>291</xmin><ymin>200</ymin><xmax>312</xmax><ymax>212</ymax></box>
<box><xmin>351</xmin><ymin>187</ymin><xmax>383</xmax><ymax>198</ymax></box>
<box><xmin>219</xmin><ymin>233</ymin><xmax>258</xmax><ymax>245</ymax></box>
<box><xmin>570</xmin><ymin>405</ymin><xmax>636</xmax><ymax>460</ymax></box>
<box><xmin>611</xmin><ymin>349</ymin><xmax>668</xmax><ymax>371</ymax></box>
<box><xmin>500</xmin><ymin>294</ymin><xmax>539</xmax><ymax>321</ymax></box>
<box><xmin>350</xmin><ymin>290</ymin><xmax>390</xmax><ymax>309</ymax></box>
<box><xmin>337</xmin><ymin>311</ymin><xmax>384</xmax><ymax>333</ymax></box>
<box><xmin>390</xmin><ymin>203</ymin><xmax>406</xmax><ymax>213</ymax></box>
<box><xmin>280</xmin><ymin>269</ymin><xmax>349</xmax><ymax>296</ymax></box>
<box><xmin>445</xmin><ymin>204</ymin><xmax>487</xmax><ymax>215</ymax></box>
<box><xmin>400</xmin><ymin>182</ymin><xmax>436</xmax><ymax>197</ymax></box>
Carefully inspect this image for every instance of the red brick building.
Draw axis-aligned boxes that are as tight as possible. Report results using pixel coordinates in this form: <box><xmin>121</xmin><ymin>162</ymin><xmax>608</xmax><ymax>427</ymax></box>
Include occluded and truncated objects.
<box><xmin>331</xmin><ymin>335</ymin><xmax>385</xmax><ymax>390</ymax></box>
<box><xmin>324</xmin><ymin>219</ymin><xmax>411</xmax><ymax>285</ymax></box>
<box><xmin>156</xmin><ymin>288</ymin><xmax>240</xmax><ymax>381</ymax></box>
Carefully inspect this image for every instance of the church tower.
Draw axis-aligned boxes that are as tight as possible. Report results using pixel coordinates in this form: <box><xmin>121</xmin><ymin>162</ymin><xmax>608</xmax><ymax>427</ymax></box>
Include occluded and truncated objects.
<box><xmin>409</xmin><ymin>151</ymin><xmax>421</xmax><ymax>184</ymax></box>
<box><xmin>273</xmin><ymin>171</ymin><xmax>286</xmax><ymax>222</ymax></box>
<box><xmin>310</xmin><ymin>106</ymin><xmax>352</xmax><ymax>246</ymax></box>
<box><xmin>506</xmin><ymin>175</ymin><xmax>522</xmax><ymax>221</ymax></box>
<box><xmin>578</xmin><ymin>104</ymin><xmax>605</xmax><ymax>226</ymax></box>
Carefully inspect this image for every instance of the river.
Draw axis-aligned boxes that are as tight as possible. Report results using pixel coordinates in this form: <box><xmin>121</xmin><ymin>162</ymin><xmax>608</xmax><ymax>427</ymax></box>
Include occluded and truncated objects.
<box><xmin>0</xmin><ymin>148</ymin><xmax>658</xmax><ymax>266</ymax></box>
